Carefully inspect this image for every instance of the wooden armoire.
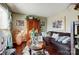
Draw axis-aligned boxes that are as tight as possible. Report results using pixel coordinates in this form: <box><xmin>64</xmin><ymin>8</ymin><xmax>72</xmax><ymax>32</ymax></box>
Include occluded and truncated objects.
<box><xmin>26</xmin><ymin>18</ymin><xmax>40</xmax><ymax>46</ymax></box>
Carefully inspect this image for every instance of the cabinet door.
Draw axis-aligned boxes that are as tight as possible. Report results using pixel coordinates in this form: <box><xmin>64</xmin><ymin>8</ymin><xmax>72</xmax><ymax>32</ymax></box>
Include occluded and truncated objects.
<box><xmin>33</xmin><ymin>20</ymin><xmax>40</xmax><ymax>32</ymax></box>
<box><xmin>27</xmin><ymin>19</ymin><xmax>40</xmax><ymax>32</ymax></box>
<box><xmin>27</xmin><ymin>20</ymin><xmax>33</xmax><ymax>31</ymax></box>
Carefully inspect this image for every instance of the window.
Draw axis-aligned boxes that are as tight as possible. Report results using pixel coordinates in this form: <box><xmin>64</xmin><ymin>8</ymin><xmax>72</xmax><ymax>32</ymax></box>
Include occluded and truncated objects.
<box><xmin>0</xmin><ymin>5</ymin><xmax>10</xmax><ymax>29</ymax></box>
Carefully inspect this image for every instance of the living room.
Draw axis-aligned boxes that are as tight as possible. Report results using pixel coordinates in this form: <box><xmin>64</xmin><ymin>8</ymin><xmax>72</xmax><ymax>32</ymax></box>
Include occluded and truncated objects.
<box><xmin>0</xmin><ymin>3</ymin><xmax>79</xmax><ymax>55</ymax></box>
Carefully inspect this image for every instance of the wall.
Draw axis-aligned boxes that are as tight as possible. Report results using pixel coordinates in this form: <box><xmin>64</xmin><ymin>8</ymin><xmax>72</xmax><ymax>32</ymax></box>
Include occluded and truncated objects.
<box><xmin>12</xmin><ymin>13</ymin><xmax>47</xmax><ymax>32</ymax></box>
<box><xmin>47</xmin><ymin>5</ymin><xmax>79</xmax><ymax>33</ymax></box>
<box><xmin>40</xmin><ymin>17</ymin><xmax>47</xmax><ymax>32</ymax></box>
<box><xmin>12</xmin><ymin>13</ymin><xmax>27</xmax><ymax>42</ymax></box>
<box><xmin>12</xmin><ymin>13</ymin><xmax>27</xmax><ymax>32</ymax></box>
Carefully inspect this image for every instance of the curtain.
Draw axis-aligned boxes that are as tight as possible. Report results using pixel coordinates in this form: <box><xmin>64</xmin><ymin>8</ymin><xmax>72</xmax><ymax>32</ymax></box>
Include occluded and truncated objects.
<box><xmin>0</xmin><ymin>4</ymin><xmax>13</xmax><ymax>48</ymax></box>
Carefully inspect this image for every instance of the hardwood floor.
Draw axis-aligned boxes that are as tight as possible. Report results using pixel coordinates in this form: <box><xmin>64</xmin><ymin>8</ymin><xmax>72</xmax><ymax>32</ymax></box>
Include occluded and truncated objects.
<box><xmin>13</xmin><ymin>41</ymin><xmax>59</xmax><ymax>55</ymax></box>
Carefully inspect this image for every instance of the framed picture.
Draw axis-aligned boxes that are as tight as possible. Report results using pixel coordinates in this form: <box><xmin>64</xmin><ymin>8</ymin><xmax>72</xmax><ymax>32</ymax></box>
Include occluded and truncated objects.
<box><xmin>16</xmin><ymin>20</ymin><xmax>24</xmax><ymax>26</ymax></box>
<box><xmin>53</xmin><ymin>20</ymin><xmax>63</xmax><ymax>28</ymax></box>
<box><xmin>41</xmin><ymin>21</ymin><xmax>45</xmax><ymax>26</ymax></box>
<box><xmin>52</xmin><ymin>16</ymin><xmax>66</xmax><ymax>31</ymax></box>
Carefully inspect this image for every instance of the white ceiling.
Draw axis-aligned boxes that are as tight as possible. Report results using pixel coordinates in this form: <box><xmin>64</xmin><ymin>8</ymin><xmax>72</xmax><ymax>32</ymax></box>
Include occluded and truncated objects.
<box><xmin>7</xmin><ymin>3</ymin><xmax>70</xmax><ymax>17</ymax></box>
